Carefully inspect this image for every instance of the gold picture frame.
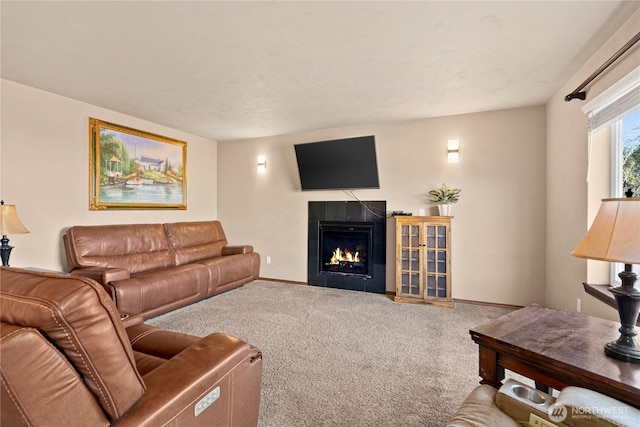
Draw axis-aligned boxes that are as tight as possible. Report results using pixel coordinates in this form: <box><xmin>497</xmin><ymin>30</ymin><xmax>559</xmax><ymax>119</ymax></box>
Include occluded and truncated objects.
<box><xmin>89</xmin><ymin>118</ymin><xmax>187</xmax><ymax>210</ymax></box>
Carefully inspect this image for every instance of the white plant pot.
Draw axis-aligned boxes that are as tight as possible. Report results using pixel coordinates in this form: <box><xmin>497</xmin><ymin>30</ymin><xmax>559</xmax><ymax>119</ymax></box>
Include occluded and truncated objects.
<box><xmin>437</xmin><ymin>204</ymin><xmax>452</xmax><ymax>216</ymax></box>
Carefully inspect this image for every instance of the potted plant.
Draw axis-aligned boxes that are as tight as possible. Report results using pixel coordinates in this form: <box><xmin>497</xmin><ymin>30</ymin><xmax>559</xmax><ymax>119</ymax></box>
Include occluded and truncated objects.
<box><xmin>428</xmin><ymin>183</ymin><xmax>461</xmax><ymax>216</ymax></box>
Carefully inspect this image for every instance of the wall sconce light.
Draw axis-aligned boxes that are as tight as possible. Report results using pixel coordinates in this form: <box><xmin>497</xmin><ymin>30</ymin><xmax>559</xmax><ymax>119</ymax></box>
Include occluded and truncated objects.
<box><xmin>257</xmin><ymin>155</ymin><xmax>267</xmax><ymax>173</ymax></box>
<box><xmin>447</xmin><ymin>139</ymin><xmax>459</xmax><ymax>164</ymax></box>
<box><xmin>0</xmin><ymin>200</ymin><xmax>30</xmax><ymax>266</ymax></box>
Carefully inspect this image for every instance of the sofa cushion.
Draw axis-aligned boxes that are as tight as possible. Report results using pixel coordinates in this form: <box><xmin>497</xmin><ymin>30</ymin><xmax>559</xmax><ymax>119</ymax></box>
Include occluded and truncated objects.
<box><xmin>164</xmin><ymin>221</ymin><xmax>228</xmax><ymax>265</ymax></box>
<box><xmin>110</xmin><ymin>263</ymin><xmax>209</xmax><ymax>318</ymax></box>
<box><xmin>0</xmin><ymin>268</ymin><xmax>145</xmax><ymax>420</ymax></box>
<box><xmin>65</xmin><ymin>224</ymin><xmax>172</xmax><ymax>273</ymax></box>
<box><xmin>198</xmin><ymin>253</ymin><xmax>259</xmax><ymax>296</ymax></box>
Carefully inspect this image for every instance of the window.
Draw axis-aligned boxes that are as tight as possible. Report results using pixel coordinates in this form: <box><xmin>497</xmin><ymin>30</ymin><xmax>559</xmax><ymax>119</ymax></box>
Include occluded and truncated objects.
<box><xmin>610</xmin><ymin>109</ymin><xmax>639</xmax><ymax>285</ymax></box>
<box><xmin>582</xmin><ymin>66</ymin><xmax>639</xmax><ymax>286</ymax></box>
<box><xmin>618</xmin><ymin>110</ymin><xmax>640</xmax><ymax>197</ymax></box>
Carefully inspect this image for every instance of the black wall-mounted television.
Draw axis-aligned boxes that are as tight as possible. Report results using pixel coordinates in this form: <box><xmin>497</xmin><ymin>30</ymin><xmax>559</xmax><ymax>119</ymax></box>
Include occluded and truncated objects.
<box><xmin>294</xmin><ymin>135</ymin><xmax>380</xmax><ymax>191</ymax></box>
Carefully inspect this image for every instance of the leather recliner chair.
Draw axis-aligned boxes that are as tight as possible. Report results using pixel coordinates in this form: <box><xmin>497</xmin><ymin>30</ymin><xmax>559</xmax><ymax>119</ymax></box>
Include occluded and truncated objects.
<box><xmin>0</xmin><ymin>267</ymin><xmax>263</xmax><ymax>426</ymax></box>
<box><xmin>447</xmin><ymin>379</ymin><xmax>640</xmax><ymax>427</ymax></box>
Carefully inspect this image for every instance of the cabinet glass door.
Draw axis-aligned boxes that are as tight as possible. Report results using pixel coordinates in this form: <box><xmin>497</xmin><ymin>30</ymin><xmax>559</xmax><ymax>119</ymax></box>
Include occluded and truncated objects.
<box><xmin>424</xmin><ymin>225</ymin><xmax>448</xmax><ymax>298</ymax></box>
<box><xmin>399</xmin><ymin>224</ymin><xmax>421</xmax><ymax>296</ymax></box>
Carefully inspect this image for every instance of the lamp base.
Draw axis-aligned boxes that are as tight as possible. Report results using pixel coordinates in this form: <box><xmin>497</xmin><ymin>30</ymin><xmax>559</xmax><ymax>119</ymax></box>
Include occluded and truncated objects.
<box><xmin>1</xmin><ymin>235</ymin><xmax>13</xmax><ymax>267</ymax></box>
<box><xmin>604</xmin><ymin>339</ymin><xmax>640</xmax><ymax>363</ymax></box>
<box><xmin>606</xmin><ymin>269</ymin><xmax>640</xmax><ymax>364</ymax></box>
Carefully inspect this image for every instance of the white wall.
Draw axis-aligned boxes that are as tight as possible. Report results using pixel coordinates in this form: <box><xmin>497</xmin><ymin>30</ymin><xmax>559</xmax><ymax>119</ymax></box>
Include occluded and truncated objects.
<box><xmin>546</xmin><ymin>9</ymin><xmax>640</xmax><ymax>321</ymax></box>
<box><xmin>218</xmin><ymin>106</ymin><xmax>547</xmax><ymax>306</ymax></box>
<box><xmin>1</xmin><ymin>79</ymin><xmax>218</xmax><ymax>271</ymax></box>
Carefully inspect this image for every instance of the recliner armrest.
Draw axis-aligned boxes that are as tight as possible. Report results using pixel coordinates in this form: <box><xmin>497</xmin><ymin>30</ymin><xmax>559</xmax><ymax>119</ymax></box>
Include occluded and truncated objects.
<box><xmin>446</xmin><ymin>384</ymin><xmax>520</xmax><ymax>427</ymax></box>
<box><xmin>69</xmin><ymin>266</ymin><xmax>130</xmax><ymax>285</ymax></box>
<box><xmin>69</xmin><ymin>267</ymin><xmax>130</xmax><ymax>303</ymax></box>
<box><xmin>222</xmin><ymin>245</ymin><xmax>253</xmax><ymax>256</ymax></box>
<box><xmin>556</xmin><ymin>386</ymin><xmax>640</xmax><ymax>427</ymax></box>
<box><xmin>112</xmin><ymin>332</ymin><xmax>262</xmax><ymax>427</ymax></box>
<box><xmin>121</xmin><ymin>313</ymin><xmax>144</xmax><ymax>328</ymax></box>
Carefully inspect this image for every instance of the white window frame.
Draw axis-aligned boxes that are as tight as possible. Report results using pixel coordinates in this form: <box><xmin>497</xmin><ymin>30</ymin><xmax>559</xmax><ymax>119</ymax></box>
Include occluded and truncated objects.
<box><xmin>611</xmin><ymin>119</ymin><xmax>623</xmax><ymax>199</ymax></box>
<box><xmin>611</xmin><ymin>119</ymin><xmax>624</xmax><ymax>286</ymax></box>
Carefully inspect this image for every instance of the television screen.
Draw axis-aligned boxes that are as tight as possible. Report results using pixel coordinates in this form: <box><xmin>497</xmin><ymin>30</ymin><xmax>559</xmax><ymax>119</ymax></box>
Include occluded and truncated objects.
<box><xmin>294</xmin><ymin>136</ymin><xmax>380</xmax><ymax>191</ymax></box>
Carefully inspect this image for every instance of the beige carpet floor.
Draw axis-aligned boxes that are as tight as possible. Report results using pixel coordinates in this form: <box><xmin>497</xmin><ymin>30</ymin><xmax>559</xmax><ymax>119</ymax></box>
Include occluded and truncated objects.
<box><xmin>147</xmin><ymin>280</ymin><xmax>516</xmax><ymax>426</ymax></box>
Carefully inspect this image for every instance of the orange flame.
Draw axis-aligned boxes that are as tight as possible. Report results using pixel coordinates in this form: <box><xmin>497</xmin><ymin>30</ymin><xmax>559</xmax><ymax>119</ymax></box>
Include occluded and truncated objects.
<box><xmin>329</xmin><ymin>247</ymin><xmax>360</xmax><ymax>264</ymax></box>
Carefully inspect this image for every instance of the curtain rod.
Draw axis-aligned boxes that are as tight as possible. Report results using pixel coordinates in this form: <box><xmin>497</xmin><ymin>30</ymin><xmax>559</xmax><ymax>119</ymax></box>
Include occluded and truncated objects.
<box><xmin>565</xmin><ymin>32</ymin><xmax>640</xmax><ymax>102</ymax></box>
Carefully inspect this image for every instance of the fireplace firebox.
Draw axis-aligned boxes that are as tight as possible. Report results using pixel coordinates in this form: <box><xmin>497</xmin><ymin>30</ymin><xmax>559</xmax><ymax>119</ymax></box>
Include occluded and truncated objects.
<box><xmin>319</xmin><ymin>222</ymin><xmax>373</xmax><ymax>277</ymax></box>
<box><xmin>308</xmin><ymin>201</ymin><xmax>386</xmax><ymax>294</ymax></box>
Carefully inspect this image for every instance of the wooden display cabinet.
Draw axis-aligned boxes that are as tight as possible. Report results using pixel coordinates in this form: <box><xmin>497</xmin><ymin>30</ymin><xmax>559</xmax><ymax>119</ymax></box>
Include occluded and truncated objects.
<box><xmin>393</xmin><ymin>216</ymin><xmax>452</xmax><ymax>308</ymax></box>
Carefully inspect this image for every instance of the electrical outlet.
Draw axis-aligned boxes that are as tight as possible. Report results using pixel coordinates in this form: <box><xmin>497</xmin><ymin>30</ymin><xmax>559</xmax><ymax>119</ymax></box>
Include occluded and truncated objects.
<box><xmin>576</xmin><ymin>298</ymin><xmax>582</xmax><ymax>313</ymax></box>
<box><xmin>529</xmin><ymin>413</ymin><xmax>558</xmax><ymax>427</ymax></box>
<box><xmin>266</xmin><ymin>256</ymin><xmax>271</xmax><ymax>264</ymax></box>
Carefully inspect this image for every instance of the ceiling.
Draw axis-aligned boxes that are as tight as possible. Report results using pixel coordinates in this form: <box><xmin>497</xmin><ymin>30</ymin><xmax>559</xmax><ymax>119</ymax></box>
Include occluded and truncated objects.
<box><xmin>1</xmin><ymin>1</ymin><xmax>638</xmax><ymax>142</ymax></box>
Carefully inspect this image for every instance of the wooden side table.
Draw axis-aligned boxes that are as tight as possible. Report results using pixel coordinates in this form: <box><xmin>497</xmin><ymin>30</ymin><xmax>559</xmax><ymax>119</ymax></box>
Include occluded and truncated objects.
<box><xmin>470</xmin><ymin>304</ymin><xmax>640</xmax><ymax>409</ymax></box>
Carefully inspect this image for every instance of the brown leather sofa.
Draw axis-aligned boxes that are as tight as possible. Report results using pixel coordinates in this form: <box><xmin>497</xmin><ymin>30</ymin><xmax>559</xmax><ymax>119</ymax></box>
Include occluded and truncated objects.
<box><xmin>0</xmin><ymin>267</ymin><xmax>263</xmax><ymax>426</ymax></box>
<box><xmin>63</xmin><ymin>221</ymin><xmax>260</xmax><ymax>319</ymax></box>
<box><xmin>448</xmin><ymin>379</ymin><xmax>640</xmax><ymax>426</ymax></box>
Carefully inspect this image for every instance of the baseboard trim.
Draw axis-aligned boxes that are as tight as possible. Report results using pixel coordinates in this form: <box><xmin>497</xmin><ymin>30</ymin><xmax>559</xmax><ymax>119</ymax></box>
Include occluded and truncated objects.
<box><xmin>452</xmin><ymin>298</ymin><xmax>523</xmax><ymax>310</ymax></box>
<box><xmin>260</xmin><ymin>279</ymin><xmax>524</xmax><ymax>310</ymax></box>
<box><xmin>387</xmin><ymin>291</ymin><xmax>522</xmax><ymax>310</ymax></box>
<box><xmin>258</xmin><ymin>277</ymin><xmax>308</xmax><ymax>286</ymax></box>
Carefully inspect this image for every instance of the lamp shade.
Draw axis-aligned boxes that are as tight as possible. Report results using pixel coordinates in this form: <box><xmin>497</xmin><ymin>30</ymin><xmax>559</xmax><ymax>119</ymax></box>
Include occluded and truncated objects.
<box><xmin>572</xmin><ymin>198</ymin><xmax>640</xmax><ymax>264</ymax></box>
<box><xmin>0</xmin><ymin>203</ymin><xmax>29</xmax><ymax>235</ymax></box>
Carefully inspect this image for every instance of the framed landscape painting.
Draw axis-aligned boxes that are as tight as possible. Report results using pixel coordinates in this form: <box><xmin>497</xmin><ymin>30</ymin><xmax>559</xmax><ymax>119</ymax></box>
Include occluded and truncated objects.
<box><xmin>89</xmin><ymin>118</ymin><xmax>187</xmax><ymax>210</ymax></box>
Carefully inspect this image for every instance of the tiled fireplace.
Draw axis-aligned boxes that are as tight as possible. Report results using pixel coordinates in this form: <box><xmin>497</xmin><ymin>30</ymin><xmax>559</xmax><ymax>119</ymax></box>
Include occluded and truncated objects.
<box><xmin>307</xmin><ymin>201</ymin><xmax>386</xmax><ymax>294</ymax></box>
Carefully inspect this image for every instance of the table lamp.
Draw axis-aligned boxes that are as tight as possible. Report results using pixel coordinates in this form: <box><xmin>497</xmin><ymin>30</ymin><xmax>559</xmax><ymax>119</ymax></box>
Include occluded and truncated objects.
<box><xmin>0</xmin><ymin>200</ymin><xmax>30</xmax><ymax>267</ymax></box>
<box><xmin>572</xmin><ymin>197</ymin><xmax>640</xmax><ymax>363</ymax></box>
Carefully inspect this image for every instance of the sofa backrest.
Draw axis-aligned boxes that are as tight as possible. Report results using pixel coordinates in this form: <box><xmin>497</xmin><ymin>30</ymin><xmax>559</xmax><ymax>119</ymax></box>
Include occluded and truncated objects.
<box><xmin>0</xmin><ymin>267</ymin><xmax>146</xmax><ymax>420</ymax></box>
<box><xmin>64</xmin><ymin>223</ymin><xmax>173</xmax><ymax>274</ymax></box>
<box><xmin>164</xmin><ymin>221</ymin><xmax>228</xmax><ymax>265</ymax></box>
